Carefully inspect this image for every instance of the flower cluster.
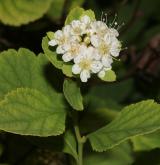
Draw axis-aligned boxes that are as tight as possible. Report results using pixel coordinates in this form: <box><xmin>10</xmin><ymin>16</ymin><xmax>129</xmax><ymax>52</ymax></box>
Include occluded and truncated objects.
<box><xmin>49</xmin><ymin>15</ymin><xmax>121</xmax><ymax>82</ymax></box>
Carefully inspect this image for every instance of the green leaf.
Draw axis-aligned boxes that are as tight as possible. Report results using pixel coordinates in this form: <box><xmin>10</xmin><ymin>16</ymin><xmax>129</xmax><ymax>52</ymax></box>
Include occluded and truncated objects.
<box><xmin>99</xmin><ymin>70</ymin><xmax>116</xmax><ymax>82</ymax></box>
<box><xmin>65</xmin><ymin>7</ymin><xmax>84</xmax><ymax>25</ymax></box>
<box><xmin>63</xmin><ymin>79</ymin><xmax>83</xmax><ymax>111</ymax></box>
<box><xmin>47</xmin><ymin>0</ymin><xmax>65</xmax><ymax>21</ymax></box>
<box><xmin>132</xmin><ymin>131</ymin><xmax>160</xmax><ymax>151</ymax></box>
<box><xmin>0</xmin><ymin>88</ymin><xmax>66</xmax><ymax>136</ymax></box>
<box><xmin>0</xmin><ymin>48</ymin><xmax>61</xmax><ymax>100</ymax></box>
<box><xmin>63</xmin><ymin>130</ymin><xmax>78</xmax><ymax>161</ymax></box>
<box><xmin>47</xmin><ymin>31</ymin><xmax>54</xmax><ymax>40</ymax></box>
<box><xmin>62</xmin><ymin>63</ymin><xmax>74</xmax><ymax>77</ymax></box>
<box><xmin>42</xmin><ymin>36</ymin><xmax>74</xmax><ymax>77</ymax></box>
<box><xmin>0</xmin><ymin>0</ymin><xmax>52</xmax><ymax>26</ymax></box>
<box><xmin>88</xmin><ymin>100</ymin><xmax>160</xmax><ymax>151</ymax></box>
<box><xmin>65</xmin><ymin>7</ymin><xmax>95</xmax><ymax>25</ymax></box>
<box><xmin>42</xmin><ymin>36</ymin><xmax>63</xmax><ymax>69</ymax></box>
<box><xmin>84</xmin><ymin>142</ymin><xmax>133</xmax><ymax>165</ymax></box>
<box><xmin>81</xmin><ymin>9</ymin><xmax>95</xmax><ymax>20</ymax></box>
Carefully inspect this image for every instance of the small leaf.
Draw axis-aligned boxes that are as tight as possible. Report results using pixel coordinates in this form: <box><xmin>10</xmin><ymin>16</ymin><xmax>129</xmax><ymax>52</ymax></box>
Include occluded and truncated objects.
<box><xmin>63</xmin><ymin>130</ymin><xmax>78</xmax><ymax>161</ymax></box>
<box><xmin>42</xmin><ymin>36</ymin><xmax>63</xmax><ymax>69</ymax></box>
<box><xmin>88</xmin><ymin>100</ymin><xmax>160</xmax><ymax>151</ymax></box>
<box><xmin>0</xmin><ymin>0</ymin><xmax>52</xmax><ymax>26</ymax></box>
<box><xmin>63</xmin><ymin>79</ymin><xmax>83</xmax><ymax>111</ymax></box>
<box><xmin>62</xmin><ymin>63</ymin><xmax>73</xmax><ymax>77</ymax></box>
<box><xmin>81</xmin><ymin>9</ymin><xmax>95</xmax><ymax>20</ymax></box>
<box><xmin>65</xmin><ymin>7</ymin><xmax>95</xmax><ymax>25</ymax></box>
<box><xmin>47</xmin><ymin>31</ymin><xmax>54</xmax><ymax>40</ymax></box>
<box><xmin>0</xmin><ymin>88</ymin><xmax>66</xmax><ymax>136</ymax></box>
<box><xmin>99</xmin><ymin>70</ymin><xmax>116</xmax><ymax>82</ymax></box>
<box><xmin>65</xmin><ymin>7</ymin><xmax>84</xmax><ymax>25</ymax></box>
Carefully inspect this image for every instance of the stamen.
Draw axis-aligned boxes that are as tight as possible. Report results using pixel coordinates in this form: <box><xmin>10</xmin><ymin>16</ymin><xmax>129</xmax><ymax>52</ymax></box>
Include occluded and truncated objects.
<box><xmin>112</xmin><ymin>56</ymin><xmax>121</xmax><ymax>61</ymax></box>
<box><xmin>101</xmin><ymin>11</ymin><xmax>108</xmax><ymax>24</ymax></box>
<box><xmin>110</xmin><ymin>13</ymin><xmax>118</xmax><ymax>28</ymax></box>
<box><xmin>105</xmin><ymin>13</ymin><xmax>108</xmax><ymax>24</ymax></box>
<box><xmin>117</xmin><ymin>22</ymin><xmax>125</xmax><ymax>31</ymax></box>
<box><xmin>101</xmin><ymin>11</ymin><xmax>104</xmax><ymax>22</ymax></box>
<box><xmin>121</xmin><ymin>47</ymin><xmax>128</xmax><ymax>51</ymax></box>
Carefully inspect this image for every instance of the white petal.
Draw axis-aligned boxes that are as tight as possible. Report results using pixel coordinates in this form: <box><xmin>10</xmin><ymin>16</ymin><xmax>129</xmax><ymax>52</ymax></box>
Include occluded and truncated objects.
<box><xmin>93</xmin><ymin>49</ymin><xmax>101</xmax><ymax>60</ymax></box>
<box><xmin>62</xmin><ymin>53</ymin><xmax>72</xmax><ymax>62</ymax></box>
<box><xmin>110</xmin><ymin>40</ymin><xmax>121</xmax><ymax>57</ymax></box>
<box><xmin>91</xmin><ymin>35</ymin><xmax>100</xmax><ymax>47</ymax></box>
<box><xmin>71</xmin><ymin>20</ymin><xmax>81</xmax><ymax>28</ymax></box>
<box><xmin>80</xmin><ymin>70</ymin><xmax>90</xmax><ymax>82</ymax></box>
<box><xmin>102</xmin><ymin>56</ymin><xmax>113</xmax><ymax>67</ymax></box>
<box><xmin>54</xmin><ymin>30</ymin><xmax>63</xmax><ymax>38</ymax></box>
<box><xmin>110</xmin><ymin>48</ymin><xmax>120</xmax><ymax>57</ymax></box>
<box><xmin>81</xmin><ymin>15</ymin><xmax>91</xmax><ymax>25</ymax></box>
<box><xmin>91</xmin><ymin>61</ymin><xmax>103</xmax><ymax>73</ymax></box>
<box><xmin>86</xmin><ymin>46</ymin><xmax>95</xmax><ymax>59</ymax></box>
<box><xmin>110</xmin><ymin>28</ymin><xmax>119</xmax><ymax>37</ymax></box>
<box><xmin>56</xmin><ymin>45</ymin><xmax>65</xmax><ymax>54</ymax></box>
<box><xmin>104</xmin><ymin>33</ymin><xmax>112</xmax><ymax>44</ymax></box>
<box><xmin>72</xmin><ymin>64</ymin><xmax>81</xmax><ymax>74</ymax></box>
<box><xmin>48</xmin><ymin>39</ymin><xmax>57</xmax><ymax>46</ymax></box>
<box><xmin>62</xmin><ymin>44</ymin><xmax>70</xmax><ymax>51</ymax></box>
<box><xmin>63</xmin><ymin>25</ymin><xmax>71</xmax><ymax>35</ymax></box>
<box><xmin>74</xmin><ymin>54</ymin><xmax>83</xmax><ymax>63</ymax></box>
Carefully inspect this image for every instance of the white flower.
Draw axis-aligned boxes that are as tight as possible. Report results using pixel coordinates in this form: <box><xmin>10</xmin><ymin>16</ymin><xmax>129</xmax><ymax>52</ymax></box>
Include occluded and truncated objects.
<box><xmin>72</xmin><ymin>46</ymin><xmax>102</xmax><ymax>82</ymax></box>
<box><xmin>48</xmin><ymin>14</ymin><xmax>122</xmax><ymax>82</ymax></box>
<box><xmin>90</xmin><ymin>21</ymin><xmax>108</xmax><ymax>36</ymax></box>
<box><xmin>62</xmin><ymin>42</ymin><xmax>81</xmax><ymax>62</ymax></box>
<box><xmin>91</xmin><ymin>33</ymin><xmax>120</xmax><ymax>68</ymax></box>
<box><xmin>49</xmin><ymin>25</ymin><xmax>78</xmax><ymax>54</ymax></box>
<box><xmin>109</xmin><ymin>28</ymin><xmax>119</xmax><ymax>37</ymax></box>
<box><xmin>71</xmin><ymin>20</ymin><xmax>86</xmax><ymax>36</ymax></box>
<box><xmin>81</xmin><ymin>15</ymin><xmax>91</xmax><ymax>26</ymax></box>
<box><xmin>110</xmin><ymin>38</ymin><xmax>122</xmax><ymax>57</ymax></box>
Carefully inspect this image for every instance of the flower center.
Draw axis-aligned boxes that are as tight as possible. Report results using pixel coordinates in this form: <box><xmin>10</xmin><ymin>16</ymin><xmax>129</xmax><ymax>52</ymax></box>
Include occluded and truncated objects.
<box><xmin>59</xmin><ymin>36</ymin><xmax>67</xmax><ymax>45</ymax></box>
<box><xmin>73</xmin><ymin>27</ymin><xmax>82</xmax><ymax>34</ymax></box>
<box><xmin>79</xmin><ymin>59</ymin><xmax>92</xmax><ymax>70</ymax></box>
<box><xmin>99</xmin><ymin>43</ymin><xmax>110</xmax><ymax>55</ymax></box>
<box><xmin>70</xmin><ymin>46</ymin><xmax>79</xmax><ymax>56</ymax></box>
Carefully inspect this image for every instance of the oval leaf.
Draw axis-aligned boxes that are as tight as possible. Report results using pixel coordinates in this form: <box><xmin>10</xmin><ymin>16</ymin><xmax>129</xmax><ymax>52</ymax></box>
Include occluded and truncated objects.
<box><xmin>65</xmin><ymin>7</ymin><xmax>95</xmax><ymax>25</ymax></box>
<box><xmin>63</xmin><ymin>79</ymin><xmax>83</xmax><ymax>111</ymax></box>
<box><xmin>0</xmin><ymin>88</ymin><xmax>66</xmax><ymax>136</ymax></box>
<box><xmin>0</xmin><ymin>0</ymin><xmax>52</xmax><ymax>26</ymax></box>
<box><xmin>63</xmin><ymin>130</ymin><xmax>78</xmax><ymax>161</ymax></box>
<box><xmin>42</xmin><ymin>36</ymin><xmax>63</xmax><ymax>69</ymax></box>
<box><xmin>65</xmin><ymin>7</ymin><xmax>84</xmax><ymax>25</ymax></box>
<box><xmin>88</xmin><ymin>100</ymin><xmax>160</xmax><ymax>151</ymax></box>
<box><xmin>99</xmin><ymin>70</ymin><xmax>116</xmax><ymax>82</ymax></box>
<box><xmin>0</xmin><ymin>48</ymin><xmax>61</xmax><ymax>100</ymax></box>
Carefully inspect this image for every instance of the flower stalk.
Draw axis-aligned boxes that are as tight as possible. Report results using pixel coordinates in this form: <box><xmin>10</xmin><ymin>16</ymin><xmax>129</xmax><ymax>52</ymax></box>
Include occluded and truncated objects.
<box><xmin>73</xmin><ymin>112</ymin><xmax>86</xmax><ymax>165</ymax></box>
